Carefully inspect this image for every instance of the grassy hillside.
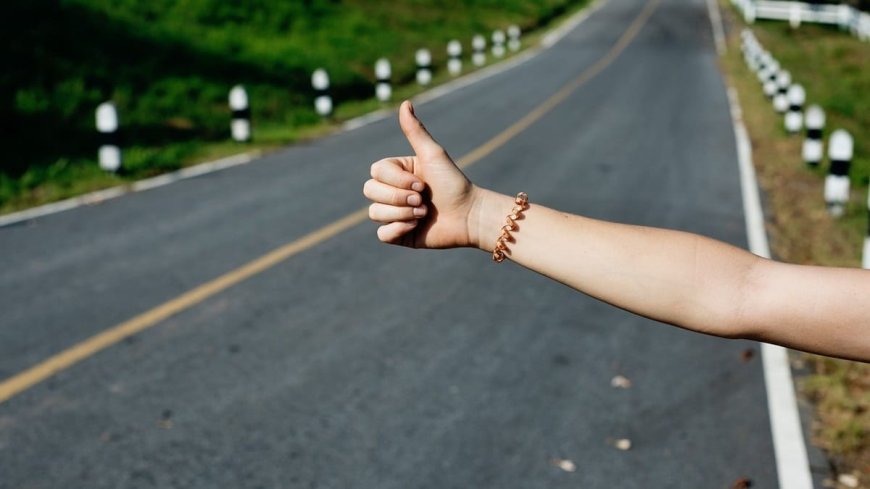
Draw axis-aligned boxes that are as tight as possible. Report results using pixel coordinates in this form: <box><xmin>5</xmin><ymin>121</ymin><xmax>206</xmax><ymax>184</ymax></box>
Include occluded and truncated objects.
<box><xmin>2</xmin><ymin>0</ymin><xmax>585</xmax><ymax>211</ymax></box>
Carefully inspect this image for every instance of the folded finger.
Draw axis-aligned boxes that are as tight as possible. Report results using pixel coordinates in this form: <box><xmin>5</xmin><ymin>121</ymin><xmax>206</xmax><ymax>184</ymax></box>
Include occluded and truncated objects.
<box><xmin>371</xmin><ymin>158</ymin><xmax>425</xmax><ymax>192</ymax></box>
<box><xmin>363</xmin><ymin>179</ymin><xmax>423</xmax><ymax>207</ymax></box>
<box><xmin>377</xmin><ymin>220</ymin><xmax>418</xmax><ymax>244</ymax></box>
<box><xmin>369</xmin><ymin>202</ymin><xmax>427</xmax><ymax>223</ymax></box>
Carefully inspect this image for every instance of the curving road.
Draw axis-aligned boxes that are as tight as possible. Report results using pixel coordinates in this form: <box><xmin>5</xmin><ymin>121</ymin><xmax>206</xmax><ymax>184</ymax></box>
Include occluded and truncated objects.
<box><xmin>0</xmin><ymin>0</ymin><xmax>801</xmax><ymax>486</ymax></box>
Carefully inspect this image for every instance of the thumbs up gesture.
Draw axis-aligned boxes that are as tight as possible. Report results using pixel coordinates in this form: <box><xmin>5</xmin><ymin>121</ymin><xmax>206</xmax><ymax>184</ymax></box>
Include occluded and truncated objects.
<box><xmin>364</xmin><ymin>101</ymin><xmax>481</xmax><ymax>249</ymax></box>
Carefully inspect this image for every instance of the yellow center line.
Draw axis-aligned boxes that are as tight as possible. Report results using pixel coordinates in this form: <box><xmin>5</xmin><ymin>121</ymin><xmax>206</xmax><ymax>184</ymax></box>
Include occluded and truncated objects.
<box><xmin>0</xmin><ymin>0</ymin><xmax>660</xmax><ymax>405</ymax></box>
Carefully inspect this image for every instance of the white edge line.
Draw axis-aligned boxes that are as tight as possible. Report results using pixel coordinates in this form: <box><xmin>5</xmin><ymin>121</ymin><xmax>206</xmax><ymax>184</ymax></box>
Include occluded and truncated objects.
<box><xmin>706</xmin><ymin>0</ymin><xmax>728</xmax><ymax>55</ymax></box>
<box><xmin>727</xmin><ymin>87</ymin><xmax>814</xmax><ymax>489</ymax></box>
<box><xmin>0</xmin><ymin>152</ymin><xmax>258</xmax><ymax>228</ymax></box>
<box><xmin>1</xmin><ymin>0</ymin><xmax>607</xmax><ymax>229</ymax></box>
<box><xmin>542</xmin><ymin>0</ymin><xmax>604</xmax><ymax>47</ymax></box>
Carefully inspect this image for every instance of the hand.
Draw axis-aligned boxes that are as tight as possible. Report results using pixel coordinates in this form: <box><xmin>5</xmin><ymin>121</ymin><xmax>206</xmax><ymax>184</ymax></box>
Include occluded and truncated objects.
<box><xmin>364</xmin><ymin>101</ymin><xmax>480</xmax><ymax>249</ymax></box>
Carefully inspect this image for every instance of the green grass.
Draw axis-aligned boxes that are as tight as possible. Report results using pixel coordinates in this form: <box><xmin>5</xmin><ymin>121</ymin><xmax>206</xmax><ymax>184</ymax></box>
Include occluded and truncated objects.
<box><xmin>1</xmin><ymin>0</ymin><xmax>589</xmax><ymax>214</ymax></box>
<box><xmin>748</xmin><ymin>21</ymin><xmax>869</xmax><ymax>185</ymax></box>
<box><xmin>720</xmin><ymin>4</ymin><xmax>869</xmax><ymax>483</ymax></box>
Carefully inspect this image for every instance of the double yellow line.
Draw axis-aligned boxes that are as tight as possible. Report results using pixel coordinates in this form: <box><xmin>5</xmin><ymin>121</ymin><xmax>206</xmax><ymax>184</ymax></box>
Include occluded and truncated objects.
<box><xmin>0</xmin><ymin>0</ymin><xmax>660</xmax><ymax>405</ymax></box>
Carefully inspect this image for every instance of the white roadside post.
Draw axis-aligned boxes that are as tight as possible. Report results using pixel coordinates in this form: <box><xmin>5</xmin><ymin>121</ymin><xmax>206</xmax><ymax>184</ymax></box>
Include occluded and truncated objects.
<box><xmin>742</xmin><ymin>30</ymin><xmax>757</xmax><ymax>58</ymax></box>
<box><xmin>802</xmin><ymin>105</ymin><xmax>825</xmax><ymax>167</ymax></box>
<box><xmin>784</xmin><ymin>84</ymin><xmax>805</xmax><ymax>134</ymax></box>
<box><xmin>747</xmin><ymin>45</ymin><xmax>761</xmax><ymax>72</ymax></box>
<box><xmin>838</xmin><ymin>4</ymin><xmax>852</xmax><ymax>31</ymax></box>
<box><xmin>472</xmin><ymin>34</ymin><xmax>487</xmax><ymax>67</ymax></box>
<box><xmin>416</xmin><ymin>48</ymin><xmax>432</xmax><ymax>86</ymax></box>
<box><xmin>762</xmin><ymin>61</ymin><xmax>779</xmax><ymax>97</ymax></box>
<box><xmin>228</xmin><ymin>85</ymin><xmax>251</xmax><ymax>143</ymax></box>
<box><xmin>312</xmin><ymin>69</ymin><xmax>333</xmax><ymax>117</ymax></box>
<box><xmin>744</xmin><ymin>0</ymin><xmax>756</xmax><ymax>23</ymax></box>
<box><xmin>789</xmin><ymin>3</ymin><xmax>802</xmax><ymax>28</ymax></box>
<box><xmin>752</xmin><ymin>48</ymin><xmax>765</xmax><ymax>73</ymax></box>
<box><xmin>755</xmin><ymin>53</ymin><xmax>770</xmax><ymax>81</ymax></box>
<box><xmin>824</xmin><ymin>129</ymin><xmax>853</xmax><ymax>218</ymax></box>
<box><xmin>762</xmin><ymin>53</ymin><xmax>775</xmax><ymax>75</ymax></box>
<box><xmin>864</xmin><ymin>193</ymin><xmax>870</xmax><ymax>269</ymax></box>
<box><xmin>447</xmin><ymin>40</ymin><xmax>462</xmax><ymax>76</ymax></box>
<box><xmin>742</xmin><ymin>31</ymin><xmax>760</xmax><ymax>71</ymax></box>
<box><xmin>491</xmin><ymin>29</ymin><xmax>506</xmax><ymax>58</ymax></box>
<box><xmin>858</xmin><ymin>12</ymin><xmax>870</xmax><ymax>41</ymax></box>
<box><xmin>508</xmin><ymin>25</ymin><xmax>521</xmax><ymax>52</ymax></box>
<box><xmin>375</xmin><ymin>58</ymin><xmax>392</xmax><ymax>102</ymax></box>
<box><xmin>95</xmin><ymin>102</ymin><xmax>121</xmax><ymax>172</ymax></box>
<box><xmin>773</xmin><ymin>70</ymin><xmax>791</xmax><ymax>113</ymax></box>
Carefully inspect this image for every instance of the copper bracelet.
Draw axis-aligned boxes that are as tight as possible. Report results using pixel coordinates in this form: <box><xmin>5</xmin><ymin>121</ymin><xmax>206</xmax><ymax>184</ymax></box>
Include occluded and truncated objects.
<box><xmin>492</xmin><ymin>192</ymin><xmax>528</xmax><ymax>263</ymax></box>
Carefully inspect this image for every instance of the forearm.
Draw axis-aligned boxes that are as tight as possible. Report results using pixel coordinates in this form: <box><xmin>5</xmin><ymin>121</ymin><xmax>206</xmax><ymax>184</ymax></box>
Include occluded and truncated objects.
<box><xmin>468</xmin><ymin>187</ymin><xmax>760</xmax><ymax>338</ymax></box>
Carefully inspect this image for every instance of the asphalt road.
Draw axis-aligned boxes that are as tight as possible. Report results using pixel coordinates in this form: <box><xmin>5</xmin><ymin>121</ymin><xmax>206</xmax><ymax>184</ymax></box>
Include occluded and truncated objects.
<box><xmin>1</xmin><ymin>0</ymin><xmax>785</xmax><ymax>486</ymax></box>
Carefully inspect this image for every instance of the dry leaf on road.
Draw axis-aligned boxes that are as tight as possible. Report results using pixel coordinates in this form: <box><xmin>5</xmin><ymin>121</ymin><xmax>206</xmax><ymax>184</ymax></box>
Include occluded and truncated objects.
<box><xmin>549</xmin><ymin>458</ymin><xmax>577</xmax><ymax>472</ymax></box>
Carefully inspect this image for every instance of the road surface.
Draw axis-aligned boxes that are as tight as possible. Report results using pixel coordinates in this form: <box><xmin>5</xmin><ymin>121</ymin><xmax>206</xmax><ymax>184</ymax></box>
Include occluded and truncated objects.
<box><xmin>1</xmin><ymin>0</ymin><xmax>791</xmax><ymax>486</ymax></box>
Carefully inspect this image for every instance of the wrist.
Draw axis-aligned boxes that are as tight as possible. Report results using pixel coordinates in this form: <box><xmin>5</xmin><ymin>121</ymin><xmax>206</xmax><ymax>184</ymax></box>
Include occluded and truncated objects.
<box><xmin>466</xmin><ymin>187</ymin><xmax>516</xmax><ymax>252</ymax></box>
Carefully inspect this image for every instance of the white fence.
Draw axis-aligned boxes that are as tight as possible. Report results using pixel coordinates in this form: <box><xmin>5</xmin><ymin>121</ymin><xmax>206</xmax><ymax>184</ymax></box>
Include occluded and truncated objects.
<box><xmin>731</xmin><ymin>0</ymin><xmax>870</xmax><ymax>40</ymax></box>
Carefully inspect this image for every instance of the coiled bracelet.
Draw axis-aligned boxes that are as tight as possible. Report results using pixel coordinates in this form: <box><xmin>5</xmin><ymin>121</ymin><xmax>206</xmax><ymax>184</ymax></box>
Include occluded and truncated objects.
<box><xmin>492</xmin><ymin>192</ymin><xmax>528</xmax><ymax>263</ymax></box>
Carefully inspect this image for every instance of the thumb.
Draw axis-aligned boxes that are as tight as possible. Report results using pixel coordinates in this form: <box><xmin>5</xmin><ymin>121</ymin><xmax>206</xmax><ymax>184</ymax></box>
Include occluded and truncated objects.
<box><xmin>399</xmin><ymin>100</ymin><xmax>443</xmax><ymax>158</ymax></box>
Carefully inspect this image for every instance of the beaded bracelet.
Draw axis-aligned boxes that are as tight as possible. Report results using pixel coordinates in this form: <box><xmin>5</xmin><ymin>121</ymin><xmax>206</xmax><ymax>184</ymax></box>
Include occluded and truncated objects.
<box><xmin>492</xmin><ymin>192</ymin><xmax>528</xmax><ymax>263</ymax></box>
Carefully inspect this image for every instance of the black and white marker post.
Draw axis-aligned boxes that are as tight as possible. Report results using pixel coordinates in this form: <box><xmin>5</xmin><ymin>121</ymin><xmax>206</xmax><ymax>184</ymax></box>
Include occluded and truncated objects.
<box><xmin>491</xmin><ymin>30</ymin><xmax>506</xmax><ymax>58</ymax></box>
<box><xmin>753</xmin><ymin>50</ymin><xmax>769</xmax><ymax>78</ymax></box>
<box><xmin>753</xmin><ymin>49</ymin><xmax>766</xmax><ymax>77</ymax></box>
<box><xmin>784</xmin><ymin>84</ymin><xmax>805</xmax><ymax>134</ymax></box>
<box><xmin>95</xmin><ymin>101</ymin><xmax>121</xmax><ymax>172</ymax></box>
<box><xmin>741</xmin><ymin>29</ymin><xmax>760</xmax><ymax>71</ymax></box>
<box><xmin>802</xmin><ymin>105</ymin><xmax>825</xmax><ymax>167</ymax></box>
<box><xmin>762</xmin><ymin>61</ymin><xmax>779</xmax><ymax>97</ymax></box>
<box><xmin>472</xmin><ymin>34</ymin><xmax>486</xmax><ymax>67</ymax></box>
<box><xmin>773</xmin><ymin>70</ymin><xmax>791</xmax><ymax>113</ymax></box>
<box><xmin>312</xmin><ymin>69</ymin><xmax>332</xmax><ymax>117</ymax></box>
<box><xmin>416</xmin><ymin>49</ymin><xmax>432</xmax><ymax>86</ymax></box>
<box><xmin>447</xmin><ymin>40</ymin><xmax>462</xmax><ymax>76</ymax></box>
<box><xmin>229</xmin><ymin>85</ymin><xmax>251</xmax><ymax>143</ymax></box>
<box><xmin>751</xmin><ymin>49</ymin><xmax>765</xmax><ymax>73</ymax></box>
<box><xmin>824</xmin><ymin>129</ymin><xmax>853</xmax><ymax>218</ymax></box>
<box><xmin>375</xmin><ymin>58</ymin><xmax>391</xmax><ymax>102</ymax></box>
<box><xmin>742</xmin><ymin>33</ymin><xmax>758</xmax><ymax>71</ymax></box>
<box><xmin>508</xmin><ymin>25</ymin><xmax>521</xmax><ymax>52</ymax></box>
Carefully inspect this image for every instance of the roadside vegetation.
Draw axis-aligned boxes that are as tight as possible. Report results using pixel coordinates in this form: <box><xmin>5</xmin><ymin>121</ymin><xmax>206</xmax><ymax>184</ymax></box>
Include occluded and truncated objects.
<box><xmin>720</xmin><ymin>4</ymin><xmax>870</xmax><ymax>485</ymax></box>
<box><xmin>2</xmin><ymin>0</ymin><xmax>588</xmax><ymax>213</ymax></box>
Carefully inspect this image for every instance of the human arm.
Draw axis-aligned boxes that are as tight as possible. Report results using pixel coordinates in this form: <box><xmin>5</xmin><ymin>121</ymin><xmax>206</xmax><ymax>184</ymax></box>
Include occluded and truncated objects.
<box><xmin>364</xmin><ymin>101</ymin><xmax>870</xmax><ymax>362</ymax></box>
<box><xmin>469</xmin><ymin>188</ymin><xmax>870</xmax><ymax>361</ymax></box>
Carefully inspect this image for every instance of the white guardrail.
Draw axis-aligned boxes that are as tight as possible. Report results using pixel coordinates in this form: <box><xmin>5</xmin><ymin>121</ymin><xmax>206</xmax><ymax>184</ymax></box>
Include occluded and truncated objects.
<box><xmin>731</xmin><ymin>0</ymin><xmax>870</xmax><ymax>40</ymax></box>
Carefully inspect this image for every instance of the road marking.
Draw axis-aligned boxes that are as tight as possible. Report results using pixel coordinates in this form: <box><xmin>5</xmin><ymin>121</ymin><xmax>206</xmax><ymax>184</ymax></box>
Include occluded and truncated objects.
<box><xmin>727</xmin><ymin>88</ymin><xmax>814</xmax><ymax>489</ymax></box>
<box><xmin>461</xmin><ymin>0</ymin><xmax>660</xmax><ymax>169</ymax></box>
<box><xmin>0</xmin><ymin>0</ymin><xmax>660</xmax><ymax>405</ymax></box>
<box><xmin>706</xmin><ymin>0</ymin><xmax>727</xmax><ymax>55</ymax></box>
<box><xmin>0</xmin><ymin>208</ymin><xmax>366</xmax><ymax>404</ymax></box>
<box><xmin>541</xmin><ymin>0</ymin><xmax>604</xmax><ymax>47</ymax></box>
<box><xmin>0</xmin><ymin>152</ymin><xmax>259</xmax><ymax>228</ymax></box>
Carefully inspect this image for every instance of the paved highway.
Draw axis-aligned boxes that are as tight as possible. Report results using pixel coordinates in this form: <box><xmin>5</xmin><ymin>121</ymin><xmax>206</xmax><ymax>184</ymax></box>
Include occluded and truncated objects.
<box><xmin>1</xmin><ymin>0</ymin><xmax>789</xmax><ymax>486</ymax></box>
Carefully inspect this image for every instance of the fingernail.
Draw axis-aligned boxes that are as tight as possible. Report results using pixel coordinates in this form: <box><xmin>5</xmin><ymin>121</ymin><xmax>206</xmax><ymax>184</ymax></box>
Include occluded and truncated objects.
<box><xmin>411</xmin><ymin>181</ymin><xmax>424</xmax><ymax>192</ymax></box>
<box><xmin>407</xmin><ymin>194</ymin><xmax>421</xmax><ymax>206</ymax></box>
<box><xmin>413</xmin><ymin>206</ymin><xmax>426</xmax><ymax>217</ymax></box>
<box><xmin>408</xmin><ymin>101</ymin><xmax>415</xmax><ymax>115</ymax></box>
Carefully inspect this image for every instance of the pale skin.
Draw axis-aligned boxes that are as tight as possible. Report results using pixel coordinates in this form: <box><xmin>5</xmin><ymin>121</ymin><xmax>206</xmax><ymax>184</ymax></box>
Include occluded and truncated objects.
<box><xmin>363</xmin><ymin>101</ymin><xmax>870</xmax><ymax>363</ymax></box>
